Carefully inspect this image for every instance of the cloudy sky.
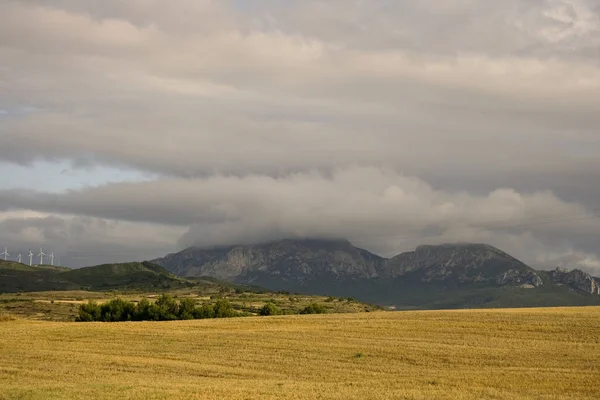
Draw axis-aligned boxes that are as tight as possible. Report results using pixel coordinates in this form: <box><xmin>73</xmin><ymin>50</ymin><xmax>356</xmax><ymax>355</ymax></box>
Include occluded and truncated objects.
<box><xmin>1</xmin><ymin>0</ymin><xmax>599</xmax><ymax>272</ymax></box>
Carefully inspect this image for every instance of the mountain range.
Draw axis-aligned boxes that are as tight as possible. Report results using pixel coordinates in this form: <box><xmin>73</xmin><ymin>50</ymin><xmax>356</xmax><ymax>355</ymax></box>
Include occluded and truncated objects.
<box><xmin>153</xmin><ymin>239</ymin><xmax>600</xmax><ymax>309</ymax></box>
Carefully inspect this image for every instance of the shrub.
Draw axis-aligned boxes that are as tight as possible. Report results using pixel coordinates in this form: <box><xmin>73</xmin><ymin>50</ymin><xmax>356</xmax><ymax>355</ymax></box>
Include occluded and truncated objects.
<box><xmin>77</xmin><ymin>296</ymin><xmax>246</xmax><ymax>322</ymax></box>
<box><xmin>154</xmin><ymin>294</ymin><xmax>179</xmax><ymax>320</ymax></box>
<box><xmin>77</xmin><ymin>300</ymin><xmax>101</xmax><ymax>322</ymax></box>
<box><xmin>213</xmin><ymin>299</ymin><xmax>236</xmax><ymax>318</ymax></box>
<box><xmin>194</xmin><ymin>303</ymin><xmax>215</xmax><ymax>319</ymax></box>
<box><xmin>135</xmin><ymin>298</ymin><xmax>158</xmax><ymax>321</ymax></box>
<box><xmin>178</xmin><ymin>298</ymin><xmax>196</xmax><ymax>320</ymax></box>
<box><xmin>100</xmin><ymin>298</ymin><xmax>136</xmax><ymax>322</ymax></box>
<box><xmin>259</xmin><ymin>302</ymin><xmax>282</xmax><ymax>316</ymax></box>
<box><xmin>300</xmin><ymin>303</ymin><xmax>327</xmax><ymax>315</ymax></box>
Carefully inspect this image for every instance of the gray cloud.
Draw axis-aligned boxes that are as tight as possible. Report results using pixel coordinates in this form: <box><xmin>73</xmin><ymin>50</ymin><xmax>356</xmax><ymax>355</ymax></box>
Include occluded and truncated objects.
<box><xmin>0</xmin><ymin>167</ymin><xmax>599</xmax><ymax>272</ymax></box>
<box><xmin>0</xmin><ymin>1</ymin><xmax>599</xmax><ymax>271</ymax></box>
<box><xmin>0</xmin><ymin>211</ymin><xmax>184</xmax><ymax>267</ymax></box>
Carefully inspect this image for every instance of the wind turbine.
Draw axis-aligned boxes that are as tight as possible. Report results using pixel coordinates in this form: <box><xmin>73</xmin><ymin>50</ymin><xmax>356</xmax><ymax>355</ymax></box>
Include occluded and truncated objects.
<box><xmin>18</xmin><ymin>254</ymin><xmax>22</xmax><ymax>263</ymax></box>
<box><xmin>38</xmin><ymin>248</ymin><xmax>46</xmax><ymax>265</ymax></box>
<box><xmin>28</xmin><ymin>250</ymin><xmax>34</xmax><ymax>266</ymax></box>
<box><xmin>0</xmin><ymin>247</ymin><xmax>9</xmax><ymax>261</ymax></box>
<box><xmin>50</xmin><ymin>252</ymin><xmax>55</xmax><ymax>266</ymax></box>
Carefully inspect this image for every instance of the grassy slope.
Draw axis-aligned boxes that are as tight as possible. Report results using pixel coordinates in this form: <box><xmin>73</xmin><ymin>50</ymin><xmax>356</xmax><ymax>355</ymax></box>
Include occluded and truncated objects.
<box><xmin>61</xmin><ymin>261</ymin><xmax>185</xmax><ymax>289</ymax></box>
<box><xmin>0</xmin><ymin>261</ymin><xmax>188</xmax><ymax>293</ymax></box>
<box><xmin>1</xmin><ymin>307</ymin><xmax>599</xmax><ymax>399</ymax></box>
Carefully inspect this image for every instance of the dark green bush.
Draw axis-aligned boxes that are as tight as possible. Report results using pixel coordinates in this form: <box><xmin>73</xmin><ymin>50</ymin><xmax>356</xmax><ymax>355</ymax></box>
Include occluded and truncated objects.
<box><xmin>100</xmin><ymin>298</ymin><xmax>136</xmax><ymax>322</ymax></box>
<box><xmin>259</xmin><ymin>302</ymin><xmax>282</xmax><ymax>316</ymax></box>
<box><xmin>300</xmin><ymin>303</ymin><xmax>327</xmax><ymax>315</ymax></box>
<box><xmin>154</xmin><ymin>294</ymin><xmax>179</xmax><ymax>320</ymax></box>
<box><xmin>135</xmin><ymin>298</ymin><xmax>159</xmax><ymax>321</ymax></box>
<box><xmin>213</xmin><ymin>299</ymin><xmax>235</xmax><ymax>318</ymax></box>
<box><xmin>178</xmin><ymin>298</ymin><xmax>196</xmax><ymax>320</ymax></box>
<box><xmin>194</xmin><ymin>303</ymin><xmax>215</xmax><ymax>319</ymax></box>
<box><xmin>77</xmin><ymin>297</ymin><xmax>242</xmax><ymax>322</ymax></box>
<box><xmin>77</xmin><ymin>300</ymin><xmax>101</xmax><ymax>322</ymax></box>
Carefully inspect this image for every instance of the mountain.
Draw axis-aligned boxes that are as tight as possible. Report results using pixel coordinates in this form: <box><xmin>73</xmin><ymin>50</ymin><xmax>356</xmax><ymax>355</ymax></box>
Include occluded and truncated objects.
<box><xmin>549</xmin><ymin>267</ymin><xmax>600</xmax><ymax>295</ymax></box>
<box><xmin>153</xmin><ymin>240</ymin><xmax>600</xmax><ymax>309</ymax></box>
<box><xmin>385</xmin><ymin>243</ymin><xmax>543</xmax><ymax>286</ymax></box>
<box><xmin>159</xmin><ymin>238</ymin><xmax>385</xmax><ymax>280</ymax></box>
<box><xmin>0</xmin><ymin>260</ymin><xmax>188</xmax><ymax>293</ymax></box>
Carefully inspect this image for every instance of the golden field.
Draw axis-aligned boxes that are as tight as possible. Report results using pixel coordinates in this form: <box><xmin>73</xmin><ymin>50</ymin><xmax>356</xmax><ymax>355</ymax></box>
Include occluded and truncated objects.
<box><xmin>1</xmin><ymin>307</ymin><xmax>599</xmax><ymax>400</ymax></box>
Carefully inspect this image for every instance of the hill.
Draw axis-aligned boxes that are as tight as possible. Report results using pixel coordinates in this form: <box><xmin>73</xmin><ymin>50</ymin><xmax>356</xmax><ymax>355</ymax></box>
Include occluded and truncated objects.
<box><xmin>153</xmin><ymin>240</ymin><xmax>600</xmax><ymax>309</ymax></box>
<box><xmin>0</xmin><ymin>260</ymin><xmax>188</xmax><ymax>293</ymax></box>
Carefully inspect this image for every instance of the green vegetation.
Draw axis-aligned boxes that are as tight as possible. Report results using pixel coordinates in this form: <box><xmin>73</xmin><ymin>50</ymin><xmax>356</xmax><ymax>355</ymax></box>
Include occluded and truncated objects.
<box><xmin>299</xmin><ymin>302</ymin><xmax>327</xmax><ymax>314</ymax></box>
<box><xmin>76</xmin><ymin>296</ymin><xmax>322</xmax><ymax>322</ymax></box>
<box><xmin>77</xmin><ymin>295</ymin><xmax>238</xmax><ymax>322</ymax></box>
<box><xmin>0</xmin><ymin>288</ymin><xmax>372</xmax><ymax>321</ymax></box>
<box><xmin>259</xmin><ymin>302</ymin><xmax>282</xmax><ymax>316</ymax></box>
<box><xmin>0</xmin><ymin>260</ymin><xmax>188</xmax><ymax>293</ymax></box>
<box><xmin>1</xmin><ymin>307</ymin><xmax>599</xmax><ymax>399</ymax></box>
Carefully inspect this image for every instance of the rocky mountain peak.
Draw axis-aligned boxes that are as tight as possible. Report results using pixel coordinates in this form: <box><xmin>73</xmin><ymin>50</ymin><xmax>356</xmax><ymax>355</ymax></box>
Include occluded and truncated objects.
<box><xmin>153</xmin><ymin>238</ymin><xmax>386</xmax><ymax>282</ymax></box>
<box><xmin>550</xmin><ymin>267</ymin><xmax>600</xmax><ymax>295</ymax></box>
<box><xmin>386</xmin><ymin>242</ymin><xmax>542</xmax><ymax>285</ymax></box>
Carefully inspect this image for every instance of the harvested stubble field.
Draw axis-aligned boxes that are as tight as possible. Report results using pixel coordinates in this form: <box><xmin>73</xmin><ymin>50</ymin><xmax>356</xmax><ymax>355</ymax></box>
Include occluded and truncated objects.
<box><xmin>0</xmin><ymin>307</ymin><xmax>599</xmax><ymax>400</ymax></box>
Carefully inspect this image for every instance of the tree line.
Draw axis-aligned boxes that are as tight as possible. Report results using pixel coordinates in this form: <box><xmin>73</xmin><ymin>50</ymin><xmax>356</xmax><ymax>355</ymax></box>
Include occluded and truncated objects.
<box><xmin>77</xmin><ymin>294</ymin><xmax>326</xmax><ymax>322</ymax></box>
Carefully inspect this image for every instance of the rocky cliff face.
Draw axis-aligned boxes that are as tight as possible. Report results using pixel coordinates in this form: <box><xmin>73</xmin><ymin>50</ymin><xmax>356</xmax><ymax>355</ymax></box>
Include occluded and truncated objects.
<box><xmin>386</xmin><ymin>243</ymin><xmax>543</xmax><ymax>286</ymax></box>
<box><xmin>549</xmin><ymin>267</ymin><xmax>600</xmax><ymax>295</ymax></box>
<box><xmin>155</xmin><ymin>240</ymin><xmax>544</xmax><ymax>287</ymax></box>
<box><xmin>153</xmin><ymin>238</ymin><xmax>386</xmax><ymax>283</ymax></box>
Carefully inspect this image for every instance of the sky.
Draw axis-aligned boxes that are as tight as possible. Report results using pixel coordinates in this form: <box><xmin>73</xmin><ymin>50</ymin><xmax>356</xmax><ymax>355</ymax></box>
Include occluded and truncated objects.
<box><xmin>0</xmin><ymin>0</ymin><xmax>599</xmax><ymax>271</ymax></box>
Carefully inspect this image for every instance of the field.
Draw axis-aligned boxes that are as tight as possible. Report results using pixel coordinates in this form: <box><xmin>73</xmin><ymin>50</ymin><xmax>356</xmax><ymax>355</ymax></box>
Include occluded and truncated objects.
<box><xmin>0</xmin><ymin>289</ymin><xmax>377</xmax><ymax>321</ymax></box>
<box><xmin>1</xmin><ymin>307</ymin><xmax>599</xmax><ymax>399</ymax></box>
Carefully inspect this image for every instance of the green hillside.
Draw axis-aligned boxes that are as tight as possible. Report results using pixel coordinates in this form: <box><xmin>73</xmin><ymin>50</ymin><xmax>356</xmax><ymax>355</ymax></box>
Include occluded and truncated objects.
<box><xmin>61</xmin><ymin>261</ymin><xmax>184</xmax><ymax>289</ymax></box>
<box><xmin>0</xmin><ymin>260</ymin><xmax>189</xmax><ymax>293</ymax></box>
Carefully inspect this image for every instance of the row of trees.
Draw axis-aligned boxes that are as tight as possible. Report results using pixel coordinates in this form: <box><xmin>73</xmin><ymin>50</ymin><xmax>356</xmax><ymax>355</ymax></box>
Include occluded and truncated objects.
<box><xmin>77</xmin><ymin>294</ymin><xmax>328</xmax><ymax>322</ymax></box>
<box><xmin>259</xmin><ymin>301</ymin><xmax>327</xmax><ymax>316</ymax></box>
<box><xmin>77</xmin><ymin>294</ymin><xmax>236</xmax><ymax>322</ymax></box>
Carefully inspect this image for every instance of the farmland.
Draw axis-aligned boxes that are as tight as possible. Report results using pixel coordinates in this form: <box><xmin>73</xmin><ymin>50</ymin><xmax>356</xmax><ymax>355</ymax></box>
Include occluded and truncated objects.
<box><xmin>1</xmin><ymin>307</ymin><xmax>599</xmax><ymax>399</ymax></box>
<box><xmin>0</xmin><ymin>289</ymin><xmax>377</xmax><ymax>321</ymax></box>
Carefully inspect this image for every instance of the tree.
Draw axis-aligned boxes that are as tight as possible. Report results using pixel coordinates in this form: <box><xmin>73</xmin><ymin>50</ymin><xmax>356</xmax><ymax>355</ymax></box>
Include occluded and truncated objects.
<box><xmin>100</xmin><ymin>298</ymin><xmax>136</xmax><ymax>321</ymax></box>
<box><xmin>300</xmin><ymin>303</ymin><xmax>327</xmax><ymax>315</ymax></box>
<box><xmin>135</xmin><ymin>298</ymin><xmax>157</xmax><ymax>321</ymax></box>
<box><xmin>77</xmin><ymin>300</ymin><xmax>101</xmax><ymax>321</ymax></box>
<box><xmin>259</xmin><ymin>302</ymin><xmax>282</xmax><ymax>316</ymax></box>
<box><xmin>213</xmin><ymin>299</ymin><xmax>235</xmax><ymax>318</ymax></box>
<box><xmin>194</xmin><ymin>303</ymin><xmax>215</xmax><ymax>319</ymax></box>
<box><xmin>155</xmin><ymin>294</ymin><xmax>179</xmax><ymax>320</ymax></box>
<box><xmin>178</xmin><ymin>298</ymin><xmax>196</xmax><ymax>320</ymax></box>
